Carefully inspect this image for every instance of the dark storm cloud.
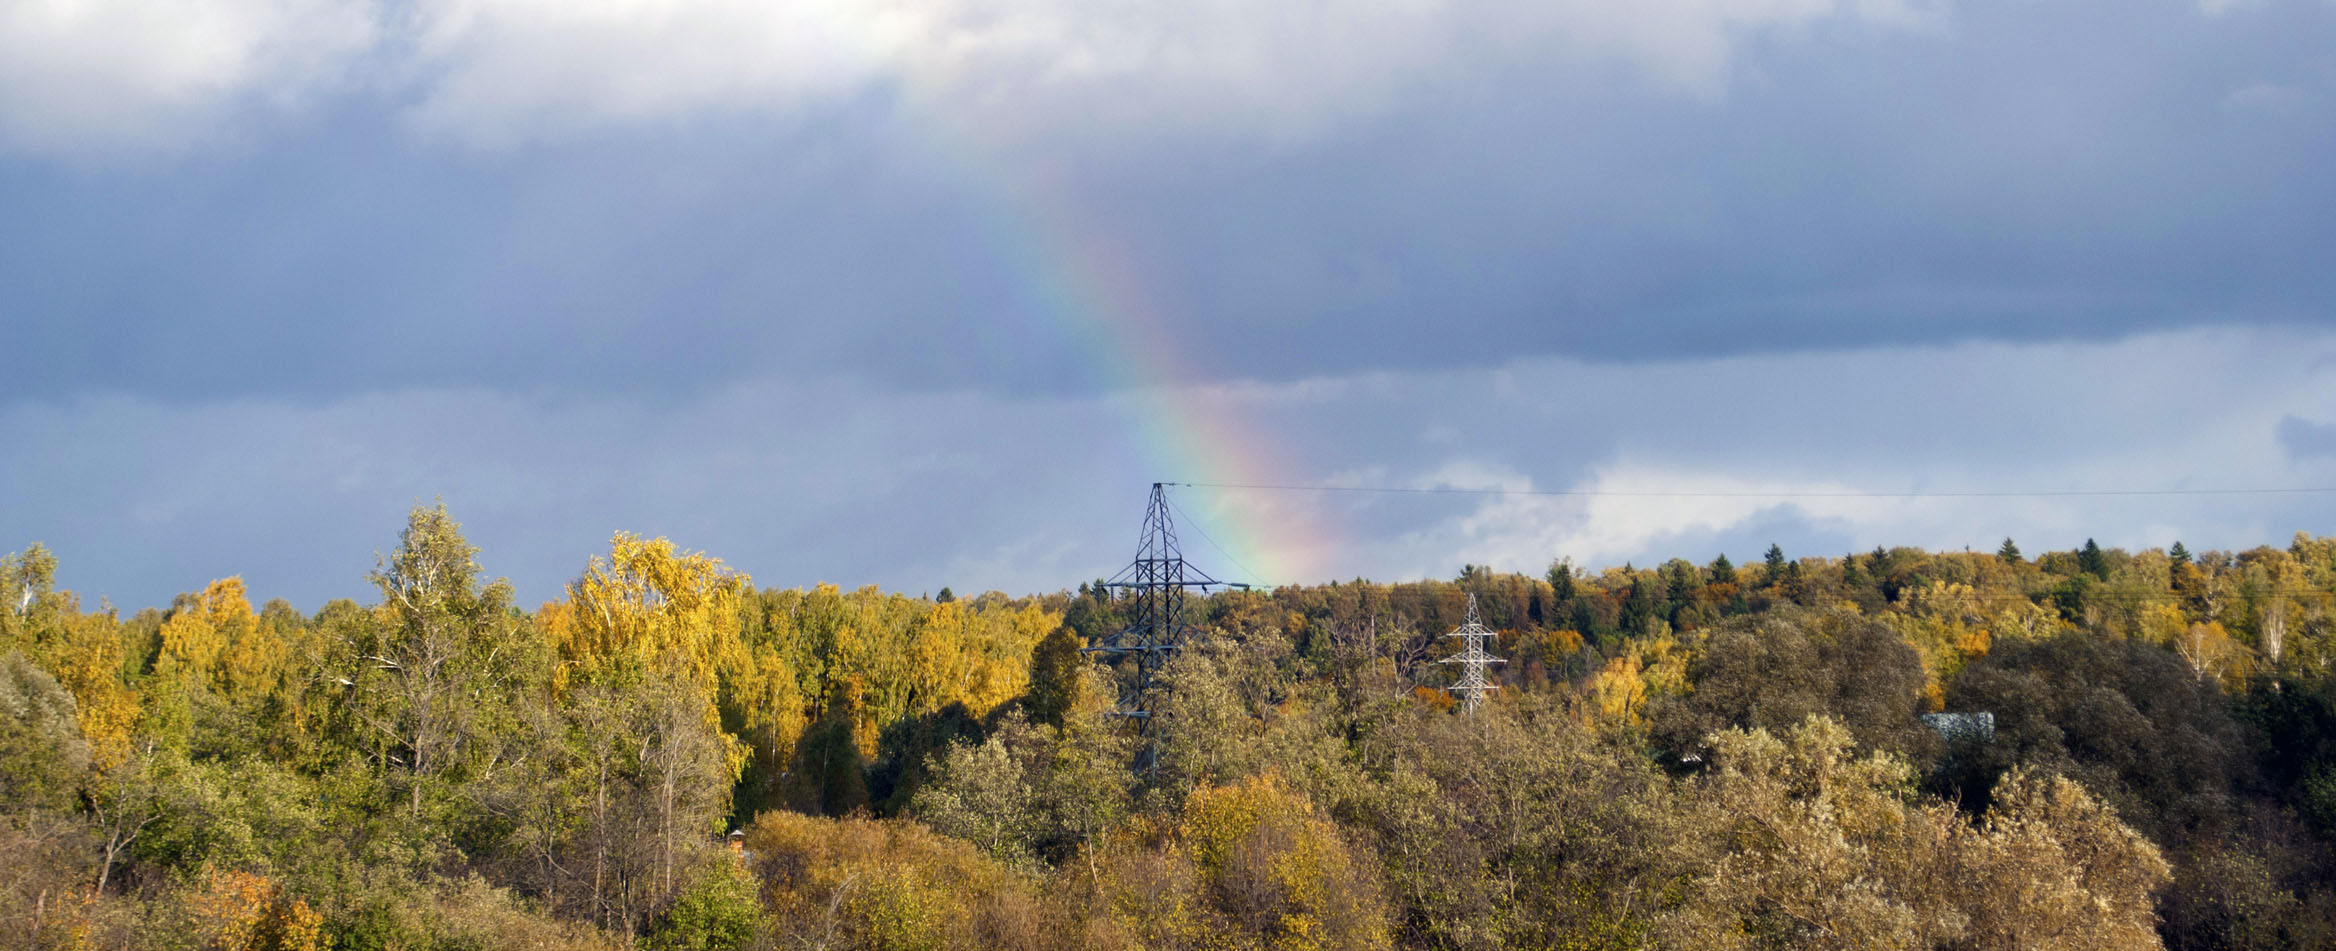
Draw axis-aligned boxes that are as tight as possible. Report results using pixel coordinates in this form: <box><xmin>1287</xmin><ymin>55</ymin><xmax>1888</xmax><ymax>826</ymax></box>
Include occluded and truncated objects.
<box><xmin>3</xmin><ymin>0</ymin><xmax>2332</xmax><ymax>405</ymax></box>
<box><xmin>6</xmin><ymin>0</ymin><xmax>2336</xmax><ymax>606</ymax></box>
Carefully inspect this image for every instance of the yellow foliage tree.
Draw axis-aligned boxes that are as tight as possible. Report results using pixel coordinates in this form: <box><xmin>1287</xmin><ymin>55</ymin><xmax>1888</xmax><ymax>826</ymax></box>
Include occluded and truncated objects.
<box><xmin>216</xmin><ymin>606</ymin><xmax>289</xmax><ymax>710</ymax></box>
<box><xmin>183</xmin><ymin>867</ymin><xmax>328</xmax><ymax>951</ymax></box>
<box><xmin>746</xmin><ymin>810</ymin><xmax>1089</xmax><ymax>951</ymax></box>
<box><xmin>157</xmin><ymin>577</ymin><xmax>255</xmax><ymax>690</ymax></box>
<box><xmin>562</xmin><ymin>535</ymin><xmax>749</xmax><ymax>688</ymax></box>
<box><xmin>49</xmin><ymin>610</ymin><xmax>139</xmax><ymax>769</ymax></box>
<box><xmin>559</xmin><ymin>533</ymin><xmax>753</xmax><ymax>772</ymax></box>
<box><xmin>1590</xmin><ymin>652</ymin><xmax>1648</xmax><ymax>724</ymax></box>
<box><xmin>1155</xmin><ymin>772</ymin><xmax>1393</xmax><ymax>951</ymax></box>
<box><xmin>1882</xmin><ymin>582</ymin><xmax>1994</xmax><ymax>712</ymax></box>
<box><xmin>2175</xmin><ymin>620</ymin><xmax>2251</xmax><ymax>689</ymax></box>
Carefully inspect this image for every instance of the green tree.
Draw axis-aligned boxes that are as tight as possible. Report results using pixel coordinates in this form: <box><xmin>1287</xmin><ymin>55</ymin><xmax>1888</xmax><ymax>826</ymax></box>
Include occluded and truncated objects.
<box><xmin>1648</xmin><ymin>608</ymin><xmax>1932</xmax><ymax>763</ymax></box>
<box><xmin>348</xmin><ymin>502</ymin><xmax>521</xmax><ymax>817</ymax></box>
<box><xmin>1547</xmin><ymin>560</ymin><xmax>1576</xmax><ymax>603</ymax></box>
<box><xmin>1024</xmin><ymin>626</ymin><xmax>1084</xmax><ymax>729</ymax></box>
<box><xmin>1997</xmin><ymin>537</ymin><xmax>2022</xmax><ymax>564</ymax></box>
<box><xmin>645</xmin><ymin>859</ymin><xmax>765</xmax><ymax>951</ymax></box>
<box><xmin>87</xmin><ymin>742</ymin><xmax>172</xmax><ymax>895</ymax></box>
<box><xmin>0</xmin><ymin>651</ymin><xmax>89</xmax><ymax>813</ymax></box>
<box><xmin>913</xmin><ymin>735</ymin><xmax>1041</xmax><ymax>866</ymax></box>
<box><xmin>1620</xmin><ymin>573</ymin><xmax>1664</xmax><ymax>637</ymax></box>
<box><xmin>1708</xmin><ymin>554</ymin><xmax>1737</xmax><ymax>588</ymax></box>
<box><xmin>2079</xmin><ymin>538</ymin><xmax>2108</xmax><ymax>579</ymax></box>
<box><xmin>0</xmin><ymin>544</ymin><xmax>60</xmax><ymax>654</ymax></box>
<box><xmin>797</xmin><ymin>682</ymin><xmax>870</xmax><ymax>817</ymax></box>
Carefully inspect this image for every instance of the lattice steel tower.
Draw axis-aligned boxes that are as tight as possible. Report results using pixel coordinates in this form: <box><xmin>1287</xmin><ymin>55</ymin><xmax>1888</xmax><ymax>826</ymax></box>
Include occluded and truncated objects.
<box><xmin>1083</xmin><ymin>483</ymin><xmax>1247</xmax><ymax>720</ymax></box>
<box><xmin>1440</xmin><ymin>594</ymin><xmax>1505</xmax><ymax>714</ymax></box>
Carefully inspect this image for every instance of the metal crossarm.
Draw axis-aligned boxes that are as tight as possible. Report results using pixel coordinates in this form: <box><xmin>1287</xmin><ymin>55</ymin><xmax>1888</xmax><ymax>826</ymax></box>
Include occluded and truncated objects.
<box><xmin>1083</xmin><ymin>483</ymin><xmax>1248</xmax><ymax>720</ymax></box>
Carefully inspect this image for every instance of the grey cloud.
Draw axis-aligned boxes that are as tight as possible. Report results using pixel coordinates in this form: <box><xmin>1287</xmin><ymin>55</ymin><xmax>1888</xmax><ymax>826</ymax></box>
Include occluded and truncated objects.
<box><xmin>4</xmin><ymin>0</ymin><xmax>2334</xmax><ymax>405</ymax></box>
<box><xmin>2280</xmin><ymin>416</ymin><xmax>2336</xmax><ymax>460</ymax></box>
<box><xmin>9</xmin><ymin>328</ymin><xmax>2334</xmax><ymax>611</ymax></box>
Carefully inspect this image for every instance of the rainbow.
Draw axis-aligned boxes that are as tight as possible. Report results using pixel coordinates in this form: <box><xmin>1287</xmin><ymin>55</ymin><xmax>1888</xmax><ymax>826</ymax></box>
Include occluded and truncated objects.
<box><xmin>963</xmin><ymin>164</ymin><xmax>1331</xmax><ymax>587</ymax></box>
<box><xmin>748</xmin><ymin>12</ymin><xmax>1339</xmax><ymax>587</ymax></box>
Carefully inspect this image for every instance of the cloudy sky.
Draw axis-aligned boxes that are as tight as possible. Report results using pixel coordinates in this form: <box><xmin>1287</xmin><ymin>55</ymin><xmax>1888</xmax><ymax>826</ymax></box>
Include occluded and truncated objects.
<box><xmin>4</xmin><ymin>0</ymin><xmax>2335</xmax><ymax>610</ymax></box>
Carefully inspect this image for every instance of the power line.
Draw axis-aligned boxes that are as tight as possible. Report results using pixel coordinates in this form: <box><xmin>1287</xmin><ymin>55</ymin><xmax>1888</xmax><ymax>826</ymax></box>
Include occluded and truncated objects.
<box><xmin>1165</xmin><ymin>493</ymin><xmax>1271</xmax><ymax>590</ymax></box>
<box><xmin>1168</xmin><ymin>482</ymin><xmax>2336</xmax><ymax>500</ymax></box>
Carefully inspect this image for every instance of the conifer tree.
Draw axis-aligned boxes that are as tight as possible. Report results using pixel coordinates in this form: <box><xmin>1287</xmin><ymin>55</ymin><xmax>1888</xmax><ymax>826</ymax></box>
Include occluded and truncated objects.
<box><xmin>1620</xmin><ymin>573</ymin><xmax>1663</xmax><ymax>636</ymax></box>
<box><xmin>1547</xmin><ymin>560</ymin><xmax>1575</xmax><ymax>603</ymax></box>
<box><xmin>2080</xmin><ymin>538</ymin><xmax>2108</xmax><ymax>579</ymax></box>
<box><xmin>1659</xmin><ymin>560</ymin><xmax>1698</xmax><ymax>618</ymax></box>
<box><xmin>1763</xmin><ymin>544</ymin><xmax>1787</xmax><ymax>587</ymax></box>
<box><xmin>2170</xmin><ymin>540</ymin><xmax>2191</xmax><ymax>566</ymax></box>
<box><xmin>1998</xmin><ymin>537</ymin><xmax>2022</xmax><ymax>563</ymax></box>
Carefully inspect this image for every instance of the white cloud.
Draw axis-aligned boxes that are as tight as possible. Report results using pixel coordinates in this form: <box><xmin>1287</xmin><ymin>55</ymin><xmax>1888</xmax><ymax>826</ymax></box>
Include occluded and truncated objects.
<box><xmin>397</xmin><ymin>0</ymin><xmax>1953</xmax><ymax>146</ymax></box>
<box><xmin>0</xmin><ymin>0</ymin><xmax>378</xmax><ymax>154</ymax></box>
<box><xmin>0</xmin><ymin>0</ymin><xmax>1945</xmax><ymax>154</ymax></box>
<box><xmin>1238</xmin><ymin>328</ymin><xmax>2336</xmax><ymax>582</ymax></box>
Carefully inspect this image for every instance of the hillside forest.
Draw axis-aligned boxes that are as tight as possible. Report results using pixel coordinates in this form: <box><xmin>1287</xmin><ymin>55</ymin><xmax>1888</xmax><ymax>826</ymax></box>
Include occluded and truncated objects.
<box><xmin>7</xmin><ymin>505</ymin><xmax>2336</xmax><ymax>950</ymax></box>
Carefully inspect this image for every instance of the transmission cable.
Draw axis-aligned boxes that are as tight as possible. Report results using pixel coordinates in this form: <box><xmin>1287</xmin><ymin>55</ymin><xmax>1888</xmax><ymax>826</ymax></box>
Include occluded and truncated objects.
<box><xmin>1163</xmin><ymin>492</ymin><xmax>1271</xmax><ymax>590</ymax></box>
<box><xmin>1167</xmin><ymin>482</ymin><xmax>2336</xmax><ymax>499</ymax></box>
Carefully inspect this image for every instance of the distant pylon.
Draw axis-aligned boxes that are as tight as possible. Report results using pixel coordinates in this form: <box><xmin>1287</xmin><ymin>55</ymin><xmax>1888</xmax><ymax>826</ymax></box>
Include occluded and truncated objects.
<box><xmin>1440</xmin><ymin>594</ymin><xmax>1505</xmax><ymax>714</ymax></box>
<box><xmin>1082</xmin><ymin>483</ymin><xmax>1248</xmax><ymax>720</ymax></box>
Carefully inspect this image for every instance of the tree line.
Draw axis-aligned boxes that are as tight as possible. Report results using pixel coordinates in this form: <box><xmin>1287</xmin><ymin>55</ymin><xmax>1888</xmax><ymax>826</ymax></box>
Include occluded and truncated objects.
<box><xmin>4</xmin><ymin>508</ymin><xmax>2336</xmax><ymax>949</ymax></box>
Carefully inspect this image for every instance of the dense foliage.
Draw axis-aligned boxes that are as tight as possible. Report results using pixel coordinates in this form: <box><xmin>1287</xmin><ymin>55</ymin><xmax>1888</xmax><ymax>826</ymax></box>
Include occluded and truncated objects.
<box><xmin>6</xmin><ymin>510</ymin><xmax>2336</xmax><ymax>949</ymax></box>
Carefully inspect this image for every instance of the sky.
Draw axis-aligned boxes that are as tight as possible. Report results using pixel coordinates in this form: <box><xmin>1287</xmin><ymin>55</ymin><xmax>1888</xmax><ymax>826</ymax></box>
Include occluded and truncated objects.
<box><xmin>4</xmin><ymin>0</ymin><xmax>2335</xmax><ymax>611</ymax></box>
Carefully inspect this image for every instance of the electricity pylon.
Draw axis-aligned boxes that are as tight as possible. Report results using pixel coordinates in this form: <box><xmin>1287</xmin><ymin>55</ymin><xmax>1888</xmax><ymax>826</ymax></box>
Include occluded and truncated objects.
<box><xmin>1440</xmin><ymin>594</ymin><xmax>1505</xmax><ymax>714</ymax></box>
<box><xmin>1082</xmin><ymin>483</ymin><xmax>1247</xmax><ymax>720</ymax></box>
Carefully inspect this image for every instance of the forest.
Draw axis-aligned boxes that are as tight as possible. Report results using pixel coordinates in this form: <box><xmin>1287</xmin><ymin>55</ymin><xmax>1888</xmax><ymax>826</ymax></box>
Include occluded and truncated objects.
<box><xmin>5</xmin><ymin>504</ymin><xmax>2336</xmax><ymax>950</ymax></box>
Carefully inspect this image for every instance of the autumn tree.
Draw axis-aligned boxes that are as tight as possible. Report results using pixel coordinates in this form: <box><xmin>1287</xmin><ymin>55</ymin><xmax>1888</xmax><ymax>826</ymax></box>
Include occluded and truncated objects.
<box><xmin>1090</xmin><ymin>772</ymin><xmax>1392</xmax><ymax>951</ymax></box>
<box><xmin>1648</xmin><ymin>607</ymin><xmax>1932</xmax><ymax>763</ymax></box>
<box><xmin>156</xmin><ymin>577</ymin><xmax>256</xmax><ymax>691</ymax></box>
<box><xmin>1668</xmin><ymin>717</ymin><xmax>2170</xmax><ymax>951</ymax></box>
<box><xmin>545</xmin><ymin>532</ymin><xmax>753</xmax><ymax>932</ymax></box>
